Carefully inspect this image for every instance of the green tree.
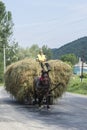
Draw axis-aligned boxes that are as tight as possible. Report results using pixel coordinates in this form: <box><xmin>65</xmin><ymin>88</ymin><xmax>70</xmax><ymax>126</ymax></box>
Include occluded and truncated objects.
<box><xmin>29</xmin><ymin>44</ymin><xmax>39</xmax><ymax>58</ymax></box>
<box><xmin>42</xmin><ymin>45</ymin><xmax>53</xmax><ymax>60</ymax></box>
<box><xmin>0</xmin><ymin>1</ymin><xmax>14</xmax><ymax>82</ymax></box>
<box><xmin>0</xmin><ymin>51</ymin><xmax>3</xmax><ymax>82</ymax></box>
<box><xmin>60</xmin><ymin>53</ymin><xmax>78</xmax><ymax>65</ymax></box>
<box><xmin>14</xmin><ymin>44</ymin><xmax>39</xmax><ymax>61</ymax></box>
<box><xmin>13</xmin><ymin>44</ymin><xmax>53</xmax><ymax>62</ymax></box>
<box><xmin>6</xmin><ymin>42</ymin><xmax>19</xmax><ymax>65</ymax></box>
<box><xmin>0</xmin><ymin>1</ymin><xmax>13</xmax><ymax>48</ymax></box>
<box><xmin>17</xmin><ymin>47</ymin><xmax>29</xmax><ymax>60</ymax></box>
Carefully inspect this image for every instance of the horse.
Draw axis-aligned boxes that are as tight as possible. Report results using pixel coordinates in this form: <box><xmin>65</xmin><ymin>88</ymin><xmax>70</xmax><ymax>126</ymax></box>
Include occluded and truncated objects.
<box><xmin>33</xmin><ymin>70</ymin><xmax>52</xmax><ymax>109</ymax></box>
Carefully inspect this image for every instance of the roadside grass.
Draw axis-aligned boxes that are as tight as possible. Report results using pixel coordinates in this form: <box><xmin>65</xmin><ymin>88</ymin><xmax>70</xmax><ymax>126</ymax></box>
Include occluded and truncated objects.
<box><xmin>0</xmin><ymin>83</ymin><xmax>4</xmax><ymax>87</ymax></box>
<box><xmin>67</xmin><ymin>74</ymin><xmax>87</xmax><ymax>95</ymax></box>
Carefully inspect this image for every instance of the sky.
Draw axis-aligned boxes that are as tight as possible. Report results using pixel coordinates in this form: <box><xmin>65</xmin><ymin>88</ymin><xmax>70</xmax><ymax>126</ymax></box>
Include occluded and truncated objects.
<box><xmin>2</xmin><ymin>0</ymin><xmax>87</xmax><ymax>48</ymax></box>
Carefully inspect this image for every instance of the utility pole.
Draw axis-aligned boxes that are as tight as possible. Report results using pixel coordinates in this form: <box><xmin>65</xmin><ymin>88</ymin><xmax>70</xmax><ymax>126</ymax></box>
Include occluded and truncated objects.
<box><xmin>80</xmin><ymin>58</ymin><xmax>84</xmax><ymax>82</ymax></box>
<box><xmin>3</xmin><ymin>44</ymin><xmax>6</xmax><ymax>73</ymax></box>
<box><xmin>80</xmin><ymin>50</ymin><xmax>84</xmax><ymax>82</ymax></box>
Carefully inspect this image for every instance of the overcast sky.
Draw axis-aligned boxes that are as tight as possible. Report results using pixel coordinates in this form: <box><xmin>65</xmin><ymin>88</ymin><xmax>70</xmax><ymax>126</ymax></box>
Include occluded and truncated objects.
<box><xmin>2</xmin><ymin>0</ymin><xmax>87</xmax><ymax>48</ymax></box>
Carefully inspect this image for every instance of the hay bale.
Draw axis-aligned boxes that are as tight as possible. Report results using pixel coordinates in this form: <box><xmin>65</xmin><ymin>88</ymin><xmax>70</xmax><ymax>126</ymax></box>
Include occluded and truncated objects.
<box><xmin>48</xmin><ymin>60</ymin><xmax>72</xmax><ymax>98</ymax></box>
<box><xmin>4</xmin><ymin>58</ymin><xmax>72</xmax><ymax>102</ymax></box>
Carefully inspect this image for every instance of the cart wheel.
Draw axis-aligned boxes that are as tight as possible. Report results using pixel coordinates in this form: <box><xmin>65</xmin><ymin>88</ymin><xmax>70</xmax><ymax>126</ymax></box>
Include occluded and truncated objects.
<box><xmin>47</xmin><ymin>93</ymin><xmax>53</xmax><ymax>105</ymax></box>
<box><xmin>49</xmin><ymin>95</ymin><xmax>53</xmax><ymax>105</ymax></box>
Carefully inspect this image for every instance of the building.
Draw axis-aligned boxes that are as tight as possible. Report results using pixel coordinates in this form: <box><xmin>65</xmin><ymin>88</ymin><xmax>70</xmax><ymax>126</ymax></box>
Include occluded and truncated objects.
<box><xmin>73</xmin><ymin>57</ymin><xmax>87</xmax><ymax>75</ymax></box>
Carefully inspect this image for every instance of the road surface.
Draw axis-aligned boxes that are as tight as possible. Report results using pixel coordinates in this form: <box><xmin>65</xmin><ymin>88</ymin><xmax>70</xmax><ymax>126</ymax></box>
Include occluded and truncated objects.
<box><xmin>0</xmin><ymin>87</ymin><xmax>87</xmax><ymax>130</ymax></box>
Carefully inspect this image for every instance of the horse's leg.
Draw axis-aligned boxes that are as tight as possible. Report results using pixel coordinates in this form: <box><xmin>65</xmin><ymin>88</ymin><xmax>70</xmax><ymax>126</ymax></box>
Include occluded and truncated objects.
<box><xmin>33</xmin><ymin>86</ymin><xmax>38</xmax><ymax>105</ymax></box>
<box><xmin>46</xmin><ymin>98</ymin><xmax>50</xmax><ymax>109</ymax></box>
<box><xmin>34</xmin><ymin>91</ymin><xmax>37</xmax><ymax>104</ymax></box>
<box><xmin>38</xmin><ymin>95</ymin><xmax>43</xmax><ymax>108</ymax></box>
<box><xmin>46</xmin><ymin>91</ymin><xmax>50</xmax><ymax>109</ymax></box>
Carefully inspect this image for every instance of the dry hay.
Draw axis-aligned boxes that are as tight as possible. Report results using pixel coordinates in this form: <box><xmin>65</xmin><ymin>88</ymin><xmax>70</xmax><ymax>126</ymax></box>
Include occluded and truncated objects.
<box><xmin>4</xmin><ymin>58</ymin><xmax>72</xmax><ymax>102</ymax></box>
<box><xmin>48</xmin><ymin>60</ymin><xmax>72</xmax><ymax>98</ymax></box>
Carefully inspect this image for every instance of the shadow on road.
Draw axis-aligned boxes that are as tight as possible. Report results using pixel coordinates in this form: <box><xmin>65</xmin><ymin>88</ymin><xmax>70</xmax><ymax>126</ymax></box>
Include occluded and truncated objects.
<box><xmin>0</xmin><ymin>87</ymin><xmax>87</xmax><ymax>130</ymax></box>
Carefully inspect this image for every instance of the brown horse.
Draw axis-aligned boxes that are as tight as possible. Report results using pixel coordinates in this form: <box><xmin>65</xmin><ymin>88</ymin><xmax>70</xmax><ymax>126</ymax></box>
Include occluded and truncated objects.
<box><xmin>33</xmin><ymin>71</ymin><xmax>51</xmax><ymax>109</ymax></box>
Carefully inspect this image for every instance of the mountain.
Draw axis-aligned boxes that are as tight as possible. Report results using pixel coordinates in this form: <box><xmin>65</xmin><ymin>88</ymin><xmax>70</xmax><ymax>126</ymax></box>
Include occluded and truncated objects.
<box><xmin>52</xmin><ymin>36</ymin><xmax>87</xmax><ymax>61</ymax></box>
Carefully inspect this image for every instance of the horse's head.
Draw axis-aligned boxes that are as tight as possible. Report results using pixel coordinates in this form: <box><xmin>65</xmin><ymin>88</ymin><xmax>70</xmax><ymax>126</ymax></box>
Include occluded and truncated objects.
<box><xmin>41</xmin><ymin>71</ymin><xmax>50</xmax><ymax>86</ymax></box>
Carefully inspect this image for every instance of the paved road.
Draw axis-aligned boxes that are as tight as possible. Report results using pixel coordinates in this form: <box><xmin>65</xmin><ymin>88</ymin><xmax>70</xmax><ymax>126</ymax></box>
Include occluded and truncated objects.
<box><xmin>0</xmin><ymin>87</ymin><xmax>87</xmax><ymax>130</ymax></box>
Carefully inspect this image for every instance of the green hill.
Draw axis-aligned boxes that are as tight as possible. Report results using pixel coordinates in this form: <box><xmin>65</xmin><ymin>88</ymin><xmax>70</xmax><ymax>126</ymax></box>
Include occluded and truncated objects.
<box><xmin>52</xmin><ymin>36</ymin><xmax>87</xmax><ymax>61</ymax></box>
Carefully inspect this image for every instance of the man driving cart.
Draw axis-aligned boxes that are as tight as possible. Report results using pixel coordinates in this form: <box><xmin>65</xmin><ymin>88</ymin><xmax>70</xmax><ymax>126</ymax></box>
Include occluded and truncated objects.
<box><xmin>36</xmin><ymin>49</ymin><xmax>51</xmax><ymax>72</ymax></box>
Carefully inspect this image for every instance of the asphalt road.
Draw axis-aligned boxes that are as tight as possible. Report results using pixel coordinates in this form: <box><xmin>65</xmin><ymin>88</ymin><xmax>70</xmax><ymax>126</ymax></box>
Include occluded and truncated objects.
<box><xmin>0</xmin><ymin>87</ymin><xmax>87</xmax><ymax>130</ymax></box>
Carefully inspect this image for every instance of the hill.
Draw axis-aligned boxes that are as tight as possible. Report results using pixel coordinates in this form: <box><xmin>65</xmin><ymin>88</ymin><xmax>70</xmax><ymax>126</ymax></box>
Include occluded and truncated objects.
<box><xmin>52</xmin><ymin>36</ymin><xmax>87</xmax><ymax>61</ymax></box>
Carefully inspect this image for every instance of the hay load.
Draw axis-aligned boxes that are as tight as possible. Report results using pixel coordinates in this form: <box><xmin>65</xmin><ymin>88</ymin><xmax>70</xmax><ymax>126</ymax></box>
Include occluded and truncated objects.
<box><xmin>5</xmin><ymin>58</ymin><xmax>72</xmax><ymax>102</ymax></box>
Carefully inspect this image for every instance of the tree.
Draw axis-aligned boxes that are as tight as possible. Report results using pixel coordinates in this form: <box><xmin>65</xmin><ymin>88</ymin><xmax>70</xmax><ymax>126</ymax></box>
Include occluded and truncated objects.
<box><xmin>16</xmin><ymin>44</ymin><xmax>39</xmax><ymax>60</ymax></box>
<box><xmin>0</xmin><ymin>1</ymin><xmax>14</xmax><ymax>82</ymax></box>
<box><xmin>29</xmin><ymin>44</ymin><xmax>39</xmax><ymax>58</ymax></box>
<box><xmin>0</xmin><ymin>51</ymin><xmax>3</xmax><ymax>82</ymax></box>
<box><xmin>60</xmin><ymin>53</ymin><xmax>78</xmax><ymax>65</ymax></box>
<box><xmin>6</xmin><ymin>41</ymin><xmax>19</xmax><ymax>65</ymax></box>
<box><xmin>42</xmin><ymin>45</ymin><xmax>53</xmax><ymax>60</ymax></box>
<box><xmin>13</xmin><ymin>44</ymin><xmax>53</xmax><ymax>62</ymax></box>
<box><xmin>0</xmin><ymin>1</ymin><xmax>13</xmax><ymax>48</ymax></box>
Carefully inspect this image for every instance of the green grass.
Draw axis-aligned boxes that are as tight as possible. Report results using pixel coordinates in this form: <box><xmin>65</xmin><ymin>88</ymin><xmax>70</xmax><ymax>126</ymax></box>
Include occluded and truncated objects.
<box><xmin>67</xmin><ymin>75</ymin><xmax>87</xmax><ymax>95</ymax></box>
<box><xmin>0</xmin><ymin>83</ymin><xmax>4</xmax><ymax>86</ymax></box>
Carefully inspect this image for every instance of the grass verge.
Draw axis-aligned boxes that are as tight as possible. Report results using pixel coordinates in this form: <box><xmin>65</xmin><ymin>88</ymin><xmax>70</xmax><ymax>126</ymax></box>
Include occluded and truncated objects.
<box><xmin>67</xmin><ymin>75</ymin><xmax>87</xmax><ymax>95</ymax></box>
<box><xmin>0</xmin><ymin>83</ymin><xmax>4</xmax><ymax>87</ymax></box>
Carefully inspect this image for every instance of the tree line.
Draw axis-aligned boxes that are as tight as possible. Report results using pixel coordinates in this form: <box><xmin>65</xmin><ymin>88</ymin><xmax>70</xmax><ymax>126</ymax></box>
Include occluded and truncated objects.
<box><xmin>0</xmin><ymin>1</ymin><xmax>79</xmax><ymax>83</ymax></box>
<box><xmin>0</xmin><ymin>1</ymin><xmax>53</xmax><ymax>82</ymax></box>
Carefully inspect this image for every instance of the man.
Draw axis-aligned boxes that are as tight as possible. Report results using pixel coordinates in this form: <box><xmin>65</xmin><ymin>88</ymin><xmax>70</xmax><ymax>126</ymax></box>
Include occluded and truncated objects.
<box><xmin>36</xmin><ymin>49</ymin><xmax>51</xmax><ymax>72</ymax></box>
